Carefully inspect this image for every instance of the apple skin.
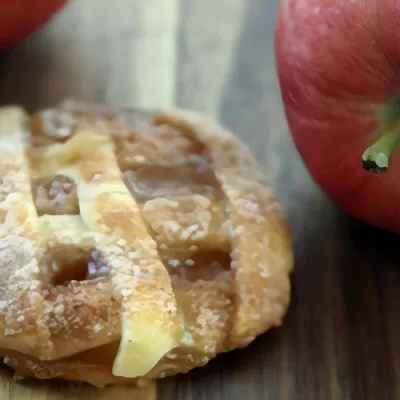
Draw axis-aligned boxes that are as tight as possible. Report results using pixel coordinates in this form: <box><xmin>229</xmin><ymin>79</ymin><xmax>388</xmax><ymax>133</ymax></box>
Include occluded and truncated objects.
<box><xmin>275</xmin><ymin>0</ymin><xmax>400</xmax><ymax>233</ymax></box>
<box><xmin>0</xmin><ymin>0</ymin><xmax>68</xmax><ymax>49</ymax></box>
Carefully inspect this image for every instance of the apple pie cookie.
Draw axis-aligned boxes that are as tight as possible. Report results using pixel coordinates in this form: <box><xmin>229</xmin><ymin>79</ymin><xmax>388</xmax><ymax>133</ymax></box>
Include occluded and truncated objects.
<box><xmin>0</xmin><ymin>99</ymin><xmax>293</xmax><ymax>387</ymax></box>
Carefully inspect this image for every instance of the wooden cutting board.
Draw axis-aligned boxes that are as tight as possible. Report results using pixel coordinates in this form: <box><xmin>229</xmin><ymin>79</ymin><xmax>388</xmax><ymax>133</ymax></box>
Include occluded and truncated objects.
<box><xmin>1</xmin><ymin>0</ymin><xmax>400</xmax><ymax>399</ymax></box>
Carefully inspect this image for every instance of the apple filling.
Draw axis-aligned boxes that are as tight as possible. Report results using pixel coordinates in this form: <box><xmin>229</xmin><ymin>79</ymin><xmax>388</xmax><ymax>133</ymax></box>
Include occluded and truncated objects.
<box><xmin>45</xmin><ymin>246</ymin><xmax>109</xmax><ymax>286</ymax></box>
<box><xmin>32</xmin><ymin>175</ymin><xmax>79</xmax><ymax>216</ymax></box>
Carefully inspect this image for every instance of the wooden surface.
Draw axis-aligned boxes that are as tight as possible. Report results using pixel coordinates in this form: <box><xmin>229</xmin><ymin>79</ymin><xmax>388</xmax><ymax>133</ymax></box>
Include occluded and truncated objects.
<box><xmin>0</xmin><ymin>0</ymin><xmax>400</xmax><ymax>399</ymax></box>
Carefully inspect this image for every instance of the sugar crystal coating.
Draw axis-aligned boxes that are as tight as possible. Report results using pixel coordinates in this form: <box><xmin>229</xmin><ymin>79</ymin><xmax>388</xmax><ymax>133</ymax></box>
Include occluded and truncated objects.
<box><xmin>0</xmin><ymin>99</ymin><xmax>293</xmax><ymax>386</ymax></box>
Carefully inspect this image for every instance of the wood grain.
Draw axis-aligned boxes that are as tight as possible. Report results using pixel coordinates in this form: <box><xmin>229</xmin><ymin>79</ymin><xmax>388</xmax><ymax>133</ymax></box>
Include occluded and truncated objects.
<box><xmin>1</xmin><ymin>0</ymin><xmax>400</xmax><ymax>399</ymax></box>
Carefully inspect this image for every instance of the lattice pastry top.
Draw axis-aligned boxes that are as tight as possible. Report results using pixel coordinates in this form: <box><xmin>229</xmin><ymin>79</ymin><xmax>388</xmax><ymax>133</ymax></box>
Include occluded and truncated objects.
<box><xmin>0</xmin><ymin>99</ymin><xmax>293</xmax><ymax>387</ymax></box>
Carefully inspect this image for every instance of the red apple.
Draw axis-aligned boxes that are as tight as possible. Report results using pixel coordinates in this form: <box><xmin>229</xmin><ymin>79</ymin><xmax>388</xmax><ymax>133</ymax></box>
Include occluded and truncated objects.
<box><xmin>0</xmin><ymin>0</ymin><xmax>67</xmax><ymax>49</ymax></box>
<box><xmin>275</xmin><ymin>0</ymin><xmax>400</xmax><ymax>233</ymax></box>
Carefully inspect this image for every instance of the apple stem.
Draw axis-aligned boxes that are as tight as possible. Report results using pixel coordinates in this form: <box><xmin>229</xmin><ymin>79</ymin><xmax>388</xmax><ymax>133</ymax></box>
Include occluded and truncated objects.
<box><xmin>362</xmin><ymin>125</ymin><xmax>400</xmax><ymax>173</ymax></box>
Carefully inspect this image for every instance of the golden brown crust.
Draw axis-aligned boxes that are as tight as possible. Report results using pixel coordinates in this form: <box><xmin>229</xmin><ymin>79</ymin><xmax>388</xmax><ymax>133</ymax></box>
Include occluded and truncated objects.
<box><xmin>153</xmin><ymin>110</ymin><xmax>293</xmax><ymax>344</ymax></box>
<box><xmin>0</xmin><ymin>99</ymin><xmax>293</xmax><ymax>386</ymax></box>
